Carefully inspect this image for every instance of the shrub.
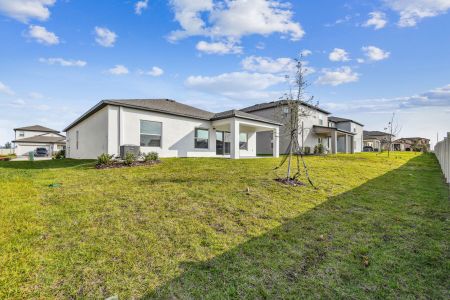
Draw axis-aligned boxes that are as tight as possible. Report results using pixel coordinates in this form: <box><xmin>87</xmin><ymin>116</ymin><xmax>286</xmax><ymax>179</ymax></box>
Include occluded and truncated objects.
<box><xmin>313</xmin><ymin>144</ymin><xmax>324</xmax><ymax>155</ymax></box>
<box><xmin>96</xmin><ymin>153</ymin><xmax>114</xmax><ymax>166</ymax></box>
<box><xmin>124</xmin><ymin>152</ymin><xmax>136</xmax><ymax>166</ymax></box>
<box><xmin>144</xmin><ymin>151</ymin><xmax>159</xmax><ymax>162</ymax></box>
<box><xmin>53</xmin><ymin>150</ymin><xmax>65</xmax><ymax>160</ymax></box>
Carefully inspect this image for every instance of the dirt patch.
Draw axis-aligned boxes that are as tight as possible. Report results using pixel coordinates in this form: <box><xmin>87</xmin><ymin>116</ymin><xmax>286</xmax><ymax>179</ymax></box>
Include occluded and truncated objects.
<box><xmin>274</xmin><ymin>178</ymin><xmax>306</xmax><ymax>187</ymax></box>
<box><xmin>95</xmin><ymin>160</ymin><xmax>161</xmax><ymax>169</ymax></box>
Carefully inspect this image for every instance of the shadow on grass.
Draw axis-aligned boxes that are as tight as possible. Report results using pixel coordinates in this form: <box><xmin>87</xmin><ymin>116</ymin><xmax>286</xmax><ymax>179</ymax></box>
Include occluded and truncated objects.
<box><xmin>144</xmin><ymin>154</ymin><xmax>449</xmax><ymax>299</ymax></box>
<box><xmin>0</xmin><ymin>159</ymin><xmax>95</xmax><ymax>170</ymax></box>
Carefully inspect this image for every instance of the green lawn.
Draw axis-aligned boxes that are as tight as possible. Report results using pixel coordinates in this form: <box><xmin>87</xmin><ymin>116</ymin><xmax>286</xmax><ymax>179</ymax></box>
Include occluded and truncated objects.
<box><xmin>0</xmin><ymin>153</ymin><xmax>448</xmax><ymax>299</ymax></box>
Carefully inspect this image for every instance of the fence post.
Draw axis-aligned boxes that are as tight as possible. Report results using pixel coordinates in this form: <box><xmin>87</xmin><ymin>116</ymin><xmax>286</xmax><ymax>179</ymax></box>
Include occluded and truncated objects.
<box><xmin>447</xmin><ymin>133</ymin><xmax>450</xmax><ymax>183</ymax></box>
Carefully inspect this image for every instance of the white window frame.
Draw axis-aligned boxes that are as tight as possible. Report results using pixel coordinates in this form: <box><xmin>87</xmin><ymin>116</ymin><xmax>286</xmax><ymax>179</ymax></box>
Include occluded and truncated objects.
<box><xmin>140</xmin><ymin>120</ymin><xmax>162</xmax><ymax>148</ymax></box>
<box><xmin>194</xmin><ymin>128</ymin><xmax>209</xmax><ymax>149</ymax></box>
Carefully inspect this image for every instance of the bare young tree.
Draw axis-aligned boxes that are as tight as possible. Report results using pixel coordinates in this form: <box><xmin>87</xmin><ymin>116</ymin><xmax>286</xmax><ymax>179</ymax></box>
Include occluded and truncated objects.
<box><xmin>273</xmin><ymin>58</ymin><xmax>317</xmax><ymax>187</ymax></box>
<box><xmin>384</xmin><ymin>112</ymin><xmax>402</xmax><ymax>157</ymax></box>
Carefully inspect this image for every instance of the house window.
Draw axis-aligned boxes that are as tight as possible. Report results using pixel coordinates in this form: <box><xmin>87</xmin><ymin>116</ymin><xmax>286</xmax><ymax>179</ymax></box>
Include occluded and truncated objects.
<box><xmin>318</xmin><ymin>137</ymin><xmax>323</xmax><ymax>144</ymax></box>
<box><xmin>353</xmin><ymin>127</ymin><xmax>356</xmax><ymax>133</ymax></box>
<box><xmin>318</xmin><ymin>115</ymin><xmax>323</xmax><ymax>126</ymax></box>
<box><xmin>18</xmin><ymin>131</ymin><xmax>24</xmax><ymax>137</ymax></box>
<box><xmin>140</xmin><ymin>120</ymin><xmax>162</xmax><ymax>147</ymax></box>
<box><xmin>283</xmin><ymin>107</ymin><xmax>289</xmax><ymax>116</ymax></box>
<box><xmin>194</xmin><ymin>128</ymin><xmax>209</xmax><ymax>149</ymax></box>
<box><xmin>239</xmin><ymin>133</ymin><xmax>248</xmax><ymax>150</ymax></box>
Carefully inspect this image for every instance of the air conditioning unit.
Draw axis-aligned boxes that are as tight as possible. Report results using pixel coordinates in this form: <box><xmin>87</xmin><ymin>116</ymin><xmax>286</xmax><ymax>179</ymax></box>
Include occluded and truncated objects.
<box><xmin>120</xmin><ymin>144</ymin><xmax>140</xmax><ymax>159</ymax></box>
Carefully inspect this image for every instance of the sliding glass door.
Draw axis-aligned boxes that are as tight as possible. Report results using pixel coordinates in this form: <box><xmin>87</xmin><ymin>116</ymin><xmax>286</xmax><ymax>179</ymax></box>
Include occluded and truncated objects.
<box><xmin>216</xmin><ymin>131</ymin><xmax>231</xmax><ymax>155</ymax></box>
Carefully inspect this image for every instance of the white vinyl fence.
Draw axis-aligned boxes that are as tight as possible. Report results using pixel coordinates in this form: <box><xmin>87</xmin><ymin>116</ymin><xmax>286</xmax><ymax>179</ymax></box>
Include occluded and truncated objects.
<box><xmin>434</xmin><ymin>132</ymin><xmax>450</xmax><ymax>184</ymax></box>
<box><xmin>0</xmin><ymin>148</ymin><xmax>14</xmax><ymax>155</ymax></box>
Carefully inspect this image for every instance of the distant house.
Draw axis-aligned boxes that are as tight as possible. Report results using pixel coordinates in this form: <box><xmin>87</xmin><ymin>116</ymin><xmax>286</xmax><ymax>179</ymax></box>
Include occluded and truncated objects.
<box><xmin>393</xmin><ymin>137</ymin><xmax>430</xmax><ymax>152</ymax></box>
<box><xmin>13</xmin><ymin>125</ymin><xmax>66</xmax><ymax>156</ymax></box>
<box><xmin>363</xmin><ymin>131</ymin><xmax>395</xmax><ymax>151</ymax></box>
<box><xmin>241</xmin><ymin>100</ymin><xmax>364</xmax><ymax>154</ymax></box>
<box><xmin>64</xmin><ymin>99</ymin><xmax>281</xmax><ymax>159</ymax></box>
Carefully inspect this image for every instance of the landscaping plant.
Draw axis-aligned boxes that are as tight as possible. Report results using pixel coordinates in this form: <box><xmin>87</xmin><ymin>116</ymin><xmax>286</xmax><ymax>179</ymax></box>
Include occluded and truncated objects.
<box><xmin>144</xmin><ymin>151</ymin><xmax>159</xmax><ymax>162</ymax></box>
<box><xmin>124</xmin><ymin>152</ymin><xmax>136</xmax><ymax>166</ymax></box>
<box><xmin>96</xmin><ymin>153</ymin><xmax>114</xmax><ymax>166</ymax></box>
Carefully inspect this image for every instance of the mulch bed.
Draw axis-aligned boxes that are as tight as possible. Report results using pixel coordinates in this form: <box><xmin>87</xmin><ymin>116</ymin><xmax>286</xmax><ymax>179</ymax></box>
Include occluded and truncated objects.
<box><xmin>95</xmin><ymin>160</ymin><xmax>161</xmax><ymax>169</ymax></box>
<box><xmin>275</xmin><ymin>177</ymin><xmax>306</xmax><ymax>187</ymax></box>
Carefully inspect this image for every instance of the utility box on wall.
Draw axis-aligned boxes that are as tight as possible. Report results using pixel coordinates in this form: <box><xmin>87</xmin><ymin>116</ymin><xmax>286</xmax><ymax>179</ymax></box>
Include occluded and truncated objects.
<box><xmin>120</xmin><ymin>145</ymin><xmax>140</xmax><ymax>159</ymax></box>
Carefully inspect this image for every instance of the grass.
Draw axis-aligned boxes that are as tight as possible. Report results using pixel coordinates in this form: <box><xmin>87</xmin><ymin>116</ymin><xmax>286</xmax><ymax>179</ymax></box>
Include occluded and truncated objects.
<box><xmin>0</xmin><ymin>152</ymin><xmax>448</xmax><ymax>299</ymax></box>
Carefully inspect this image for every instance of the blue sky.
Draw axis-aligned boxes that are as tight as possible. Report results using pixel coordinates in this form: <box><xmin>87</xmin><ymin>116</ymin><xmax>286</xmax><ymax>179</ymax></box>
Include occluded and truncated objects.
<box><xmin>0</xmin><ymin>0</ymin><xmax>449</xmax><ymax>146</ymax></box>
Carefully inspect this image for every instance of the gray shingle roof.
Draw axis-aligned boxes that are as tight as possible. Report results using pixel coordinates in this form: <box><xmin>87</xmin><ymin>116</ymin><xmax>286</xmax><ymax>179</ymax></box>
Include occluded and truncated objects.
<box><xmin>328</xmin><ymin>116</ymin><xmax>364</xmax><ymax>126</ymax></box>
<box><xmin>363</xmin><ymin>130</ymin><xmax>394</xmax><ymax>140</ymax></box>
<box><xmin>64</xmin><ymin>99</ymin><xmax>282</xmax><ymax>131</ymax></box>
<box><xmin>211</xmin><ymin>110</ymin><xmax>282</xmax><ymax>125</ymax></box>
<box><xmin>107</xmin><ymin>99</ymin><xmax>215</xmax><ymax>120</ymax></box>
<box><xmin>14</xmin><ymin>125</ymin><xmax>59</xmax><ymax>133</ymax></box>
<box><xmin>13</xmin><ymin>134</ymin><xmax>66</xmax><ymax>144</ymax></box>
<box><xmin>240</xmin><ymin>100</ymin><xmax>331</xmax><ymax>115</ymax></box>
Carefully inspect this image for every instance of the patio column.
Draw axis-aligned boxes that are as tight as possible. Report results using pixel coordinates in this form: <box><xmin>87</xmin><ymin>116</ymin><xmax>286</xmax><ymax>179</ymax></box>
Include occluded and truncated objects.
<box><xmin>350</xmin><ymin>136</ymin><xmax>355</xmax><ymax>154</ymax></box>
<box><xmin>230</xmin><ymin>119</ymin><xmax>240</xmax><ymax>159</ymax></box>
<box><xmin>331</xmin><ymin>130</ymin><xmax>337</xmax><ymax>154</ymax></box>
<box><xmin>344</xmin><ymin>134</ymin><xmax>348</xmax><ymax>153</ymax></box>
<box><xmin>273</xmin><ymin>127</ymin><xmax>279</xmax><ymax>158</ymax></box>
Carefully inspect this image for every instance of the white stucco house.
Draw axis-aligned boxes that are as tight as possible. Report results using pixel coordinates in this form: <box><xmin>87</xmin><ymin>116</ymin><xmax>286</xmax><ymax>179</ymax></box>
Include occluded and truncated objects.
<box><xmin>241</xmin><ymin>100</ymin><xmax>364</xmax><ymax>154</ymax></box>
<box><xmin>64</xmin><ymin>99</ymin><xmax>281</xmax><ymax>159</ymax></box>
<box><xmin>13</xmin><ymin>125</ymin><xmax>66</xmax><ymax>156</ymax></box>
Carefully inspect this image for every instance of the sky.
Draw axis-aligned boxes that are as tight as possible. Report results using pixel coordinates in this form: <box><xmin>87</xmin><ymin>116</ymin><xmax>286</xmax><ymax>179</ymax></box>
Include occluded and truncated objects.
<box><xmin>0</xmin><ymin>0</ymin><xmax>449</xmax><ymax>147</ymax></box>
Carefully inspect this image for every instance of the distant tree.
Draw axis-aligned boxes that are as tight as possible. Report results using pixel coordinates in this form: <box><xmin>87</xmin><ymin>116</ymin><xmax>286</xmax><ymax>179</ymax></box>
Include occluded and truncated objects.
<box><xmin>274</xmin><ymin>57</ymin><xmax>317</xmax><ymax>187</ymax></box>
<box><xmin>384</xmin><ymin>113</ymin><xmax>401</xmax><ymax>157</ymax></box>
<box><xmin>4</xmin><ymin>142</ymin><xmax>11</xmax><ymax>149</ymax></box>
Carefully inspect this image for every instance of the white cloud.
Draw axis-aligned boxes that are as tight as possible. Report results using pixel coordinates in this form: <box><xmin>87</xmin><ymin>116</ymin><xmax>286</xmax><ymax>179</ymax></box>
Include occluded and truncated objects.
<box><xmin>384</xmin><ymin>0</ymin><xmax>450</xmax><ymax>27</ymax></box>
<box><xmin>362</xmin><ymin>46</ymin><xmax>390</xmax><ymax>61</ymax></box>
<box><xmin>107</xmin><ymin>65</ymin><xmax>129</xmax><ymax>75</ymax></box>
<box><xmin>94</xmin><ymin>26</ymin><xmax>117</xmax><ymax>47</ymax></box>
<box><xmin>0</xmin><ymin>81</ymin><xmax>14</xmax><ymax>95</ymax></box>
<box><xmin>323</xmin><ymin>84</ymin><xmax>450</xmax><ymax>112</ymax></box>
<box><xmin>329</xmin><ymin>48</ymin><xmax>350</xmax><ymax>62</ymax></box>
<box><xmin>363</xmin><ymin>11</ymin><xmax>387</xmax><ymax>30</ymax></box>
<box><xmin>196</xmin><ymin>40</ymin><xmax>242</xmax><ymax>54</ymax></box>
<box><xmin>241</xmin><ymin>56</ymin><xmax>295</xmax><ymax>73</ymax></box>
<box><xmin>138</xmin><ymin>66</ymin><xmax>164</xmax><ymax>77</ymax></box>
<box><xmin>0</xmin><ymin>0</ymin><xmax>55</xmax><ymax>23</ymax></box>
<box><xmin>185</xmin><ymin>71</ymin><xmax>285</xmax><ymax>98</ymax></box>
<box><xmin>39</xmin><ymin>57</ymin><xmax>87</xmax><ymax>67</ymax></box>
<box><xmin>241</xmin><ymin>56</ymin><xmax>315</xmax><ymax>76</ymax></box>
<box><xmin>28</xmin><ymin>25</ymin><xmax>59</xmax><ymax>45</ymax></box>
<box><xmin>168</xmin><ymin>0</ymin><xmax>304</xmax><ymax>47</ymax></box>
<box><xmin>135</xmin><ymin>0</ymin><xmax>149</xmax><ymax>15</ymax></box>
<box><xmin>300</xmin><ymin>49</ymin><xmax>312</xmax><ymax>57</ymax></box>
<box><xmin>316</xmin><ymin>66</ymin><xmax>359</xmax><ymax>86</ymax></box>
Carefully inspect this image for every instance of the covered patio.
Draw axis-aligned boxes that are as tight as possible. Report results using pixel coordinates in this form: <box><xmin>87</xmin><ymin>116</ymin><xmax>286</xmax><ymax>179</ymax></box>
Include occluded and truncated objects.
<box><xmin>313</xmin><ymin>125</ymin><xmax>355</xmax><ymax>154</ymax></box>
<box><xmin>211</xmin><ymin>110</ymin><xmax>280</xmax><ymax>159</ymax></box>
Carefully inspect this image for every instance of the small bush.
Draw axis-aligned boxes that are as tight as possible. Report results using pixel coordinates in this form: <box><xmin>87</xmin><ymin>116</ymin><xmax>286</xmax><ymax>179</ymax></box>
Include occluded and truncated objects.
<box><xmin>124</xmin><ymin>152</ymin><xmax>136</xmax><ymax>166</ymax></box>
<box><xmin>96</xmin><ymin>153</ymin><xmax>114</xmax><ymax>166</ymax></box>
<box><xmin>53</xmin><ymin>150</ymin><xmax>65</xmax><ymax>160</ymax></box>
<box><xmin>313</xmin><ymin>144</ymin><xmax>324</xmax><ymax>155</ymax></box>
<box><xmin>144</xmin><ymin>151</ymin><xmax>159</xmax><ymax>162</ymax></box>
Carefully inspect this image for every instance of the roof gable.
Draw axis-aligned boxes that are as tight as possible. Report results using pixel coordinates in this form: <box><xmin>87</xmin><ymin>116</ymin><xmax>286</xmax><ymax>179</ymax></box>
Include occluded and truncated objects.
<box><xmin>14</xmin><ymin>125</ymin><xmax>59</xmax><ymax>133</ymax></box>
<box><xmin>240</xmin><ymin>100</ymin><xmax>331</xmax><ymax>115</ymax></box>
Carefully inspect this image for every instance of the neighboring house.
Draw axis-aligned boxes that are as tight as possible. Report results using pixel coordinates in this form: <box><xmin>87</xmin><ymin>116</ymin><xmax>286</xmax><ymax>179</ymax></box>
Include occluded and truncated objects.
<box><xmin>64</xmin><ymin>99</ymin><xmax>281</xmax><ymax>159</ymax></box>
<box><xmin>363</xmin><ymin>131</ymin><xmax>395</xmax><ymax>151</ymax></box>
<box><xmin>328</xmin><ymin>117</ymin><xmax>364</xmax><ymax>153</ymax></box>
<box><xmin>241</xmin><ymin>100</ymin><xmax>364</xmax><ymax>154</ymax></box>
<box><xmin>393</xmin><ymin>137</ymin><xmax>430</xmax><ymax>152</ymax></box>
<box><xmin>13</xmin><ymin>125</ymin><xmax>66</xmax><ymax>156</ymax></box>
